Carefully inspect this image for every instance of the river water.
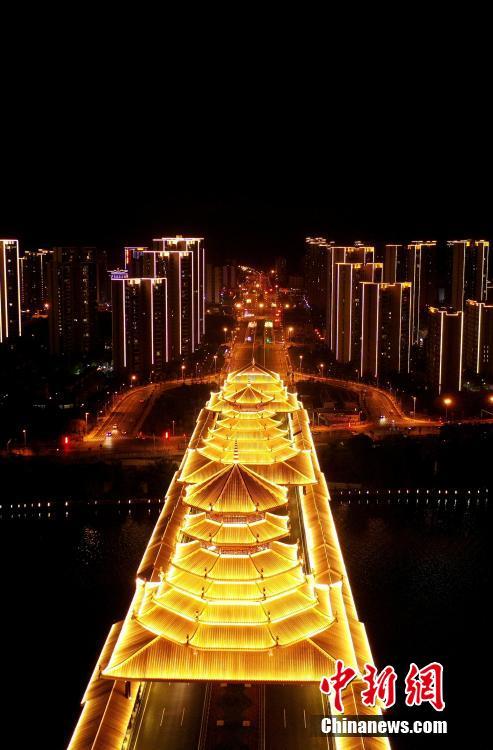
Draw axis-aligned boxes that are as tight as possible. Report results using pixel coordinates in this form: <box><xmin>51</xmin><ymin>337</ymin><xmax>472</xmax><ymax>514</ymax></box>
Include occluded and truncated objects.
<box><xmin>2</xmin><ymin>491</ymin><xmax>489</xmax><ymax>748</ymax></box>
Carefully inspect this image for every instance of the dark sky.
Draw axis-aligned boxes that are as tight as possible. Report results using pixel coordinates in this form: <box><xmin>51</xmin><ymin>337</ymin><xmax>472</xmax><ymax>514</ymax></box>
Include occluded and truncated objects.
<box><xmin>1</xmin><ymin>43</ymin><xmax>491</xmax><ymax>271</ymax></box>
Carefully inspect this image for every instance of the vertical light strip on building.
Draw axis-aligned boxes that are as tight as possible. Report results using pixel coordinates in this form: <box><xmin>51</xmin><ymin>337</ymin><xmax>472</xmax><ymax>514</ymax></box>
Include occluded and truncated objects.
<box><xmin>348</xmin><ymin>265</ymin><xmax>353</xmax><ymax>361</ymax></box>
<box><xmin>398</xmin><ymin>285</ymin><xmax>402</xmax><ymax>373</ymax></box>
<box><xmin>476</xmin><ymin>304</ymin><xmax>482</xmax><ymax>374</ymax></box>
<box><xmin>438</xmin><ymin>312</ymin><xmax>444</xmax><ymax>394</ymax></box>
<box><xmin>165</xmin><ymin>276</ymin><xmax>169</xmax><ymax>363</ymax></box>
<box><xmin>178</xmin><ymin>252</ymin><xmax>182</xmax><ymax>356</ymax></box>
<box><xmin>16</xmin><ymin>241</ymin><xmax>22</xmax><ymax>336</ymax></box>
<box><xmin>122</xmin><ymin>280</ymin><xmax>127</xmax><ymax>368</ymax></box>
<box><xmin>458</xmin><ymin>312</ymin><xmax>464</xmax><ymax>392</ymax></box>
<box><xmin>2</xmin><ymin>244</ymin><xmax>8</xmax><ymax>337</ymax></box>
<box><xmin>335</xmin><ymin>264</ymin><xmax>340</xmax><ymax>359</ymax></box>
<box><xmin>375</xmin><ymin>284</ymin><xmax>380</xmax><ymax>379</ymax></box>
<box><xmin>360</xmin><ymin>282</ymin><xmax>365</xmax><ymax>377</ymax></box>
<box><xmin>191</xmin><ymin>245</ymin><xmax>195</xmax><ymax>352</ymax></box>
<box><xmin>202</xmin><ymin>245</ymin><xmax>205</xmax><ymax>335</ymax></box>
<box><xmin>150</xmin><ymin>280</ymin><xmax>154</xmax><ymax>366</ymax></box>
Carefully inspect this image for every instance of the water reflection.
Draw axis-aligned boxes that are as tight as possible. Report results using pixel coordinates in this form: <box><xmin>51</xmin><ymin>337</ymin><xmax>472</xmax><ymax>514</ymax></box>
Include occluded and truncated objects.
<box><xmin>1</xmin><ymin>494</ymin><xmax>489</xmax><ymax>749</ymax></box>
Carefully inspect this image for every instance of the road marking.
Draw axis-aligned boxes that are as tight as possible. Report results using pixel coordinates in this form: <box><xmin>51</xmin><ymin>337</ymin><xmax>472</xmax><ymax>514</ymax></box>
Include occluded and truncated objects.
<box><xmin>320</xmin><ymin>694</ymin><xmax>331</xmax><ymax>750</ymax></box>
<box><xmin>283</xmin><ymin>707</ymin><xmax>287</xmax><ymax>728</ymax></box>
<box><xmin>181</xmin><ymin>707</ymin><xmax>186</xmax><ymax>726</ymax></box>
<box><xmin>160</xmin><ymin>707</ymin><xmax>166</xmax><ymax>726</ymax></box>
<box><xmin>130</xmin><ymin>684</ymin><xmax>152</xmax><ymax>749</ymax></box>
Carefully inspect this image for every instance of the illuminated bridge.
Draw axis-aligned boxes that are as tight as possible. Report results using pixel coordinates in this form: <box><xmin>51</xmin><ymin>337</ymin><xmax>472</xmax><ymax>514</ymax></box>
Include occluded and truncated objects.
<box><xmin>68</xmin><ymin>340</ymin><xmax>390</xmax><ymax>749</ymax></box>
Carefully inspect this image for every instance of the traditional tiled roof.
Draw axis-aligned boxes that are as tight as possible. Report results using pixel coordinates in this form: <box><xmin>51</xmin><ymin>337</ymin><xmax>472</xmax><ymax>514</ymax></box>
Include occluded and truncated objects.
<box><xmin>70</xmin><ymin>354</ymin><xmax>389</xmax><ymax>750</ymax></box>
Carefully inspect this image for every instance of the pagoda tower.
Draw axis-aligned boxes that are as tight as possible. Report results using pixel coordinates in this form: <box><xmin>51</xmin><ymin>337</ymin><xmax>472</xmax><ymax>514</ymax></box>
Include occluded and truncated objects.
<box><xmin>68</xmin><ymin>360</ymin><xmax>390</xmax><ymax>749</ymax></box>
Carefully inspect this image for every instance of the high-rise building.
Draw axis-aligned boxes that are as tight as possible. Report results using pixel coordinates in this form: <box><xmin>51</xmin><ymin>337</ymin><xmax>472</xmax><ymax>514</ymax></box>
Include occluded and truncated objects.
<box><xmin>383</xmin><ymin>242</ymin><xmax>438</xmax><ymax>344</ymax></box>
<box><xmin>383</xmin><ymin>244</ymin><xmax>403</xmax><ymax>283</ymax></box>
<box><xmin>96</xmin><ymin>249</ymin><xmax>110</xmax><ymax>305</ymax></box>
<box><xmin>360</xmin><ymin>282</ymin><xmax>412</xmax><ymax>379</ymax></box>
<box><xmin>205</xmin><ymin>263</ymin><xmax>223</xmax><ymax>304</ymax></box>
<box><xmin>274</xmin><ymin>256</ymin><xmax>287</xmax><ymax>286</ymax></box>
<box><xmin>449</xmin><ymin>239</ymin><xmax>489</xmax><ymax>311</ymax></box>
<box><xmin>111</xmin><ymin>271</ymin><xmax>169</xmax><ymax>377</ymax></box>
<box><xmin>46</xmin><ymin>247</ymin><xmax>98</xmax><ymax>357</ymax></box>
<box><xmin>464</xmin><ymin>299</ymin><xmax>493</xmax><ymax>377</ymax></box>
<box><xmin>222</xmin><ymin>263</ymin><xmax>237</xmax><ymax>291</ymax></box>
<box><xmin>20</xmin><ymin>248</ymin><xmax>52</xmax><ymax>314</ymax></box>
<box><xmin>333</xmin><ymin>262</ymin><xmax>382</xmax><ymax>363</ymax></box>
<box><xmin>154</xmin><ymin>238</ymin><xmax>205</xmax><ymax>350</ymax></box>
<box><xmin>327</xmin><ymin>247</ymin><xmax>375</xmax><ymax>354</ymax></box>
<box><xmin>405</xmin><ymin>242</ymin><xmax>437</xmax><ymax>344</ymax></box>
<box><xmin>427</xmin><ymin>307</ymin><xmax>464</xmax><ymax>394</ymax></box>
<box><xmin>304</xmin><ymin>237</ymin><xmax>331</xmax><ymax>315</ymax></box>
<box><xmin>0</xmin><ymin>239</ymin><xmax>22</xmax><ymax>341</ymax></box>
<box><xmin>112</xmin><ymin>237</ymin><xmax>205</xmax><ymax>376</ymax></box>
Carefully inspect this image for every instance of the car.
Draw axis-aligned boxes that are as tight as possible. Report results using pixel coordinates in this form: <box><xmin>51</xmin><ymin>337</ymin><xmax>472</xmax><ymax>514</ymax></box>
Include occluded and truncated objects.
<box><xmin>112</xmin><ymin>424</ymin><xmax>118</xmax><ymax>429</ymax></box>
<box><xmin>106</xmin><ymin>431</ymin><xmax>112</xmax><ymax>437</ymax></box>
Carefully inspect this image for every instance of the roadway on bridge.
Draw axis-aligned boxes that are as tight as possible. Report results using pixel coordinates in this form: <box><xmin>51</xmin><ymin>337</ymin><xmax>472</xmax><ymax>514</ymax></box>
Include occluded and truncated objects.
<box><xmin>129</xmin><ymin>682</ymin><xmax>206</xmax><ymax>750</ymax></box>
<box><xmin>233</xmin><ymin>325</ymin><xmax>333</xmax><ymax>750</ymax></box>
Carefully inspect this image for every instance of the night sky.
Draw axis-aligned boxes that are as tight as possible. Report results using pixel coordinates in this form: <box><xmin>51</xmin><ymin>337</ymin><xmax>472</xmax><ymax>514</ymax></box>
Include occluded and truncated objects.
<box><xmin>1</xmin><ymin>48</ymin><xmax>491</xmax><ymax>271</ymax></box>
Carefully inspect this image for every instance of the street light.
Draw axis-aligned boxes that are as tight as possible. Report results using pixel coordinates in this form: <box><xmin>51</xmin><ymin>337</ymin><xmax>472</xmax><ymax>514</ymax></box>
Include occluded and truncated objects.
<box><xmin>223</xmin><ymin>327</ymin><xmax>228</xmax><ymax>343</ymax></box>
<box><xmin>130</xmin><ymin>374</ymin><xmax>137</xmax><ymax>387</ymax></box>
<box><xmin>85</xmin><ymin>411</ymin><xmax>89</xmax><ymax>433</ymax></box>
<box><xmin>319</xmin><ymin>363</ymin><xmax>324</xmax><ymax>378</ymax></box>
<box><xmin>181</xmin><ymin>364</ymin><xmax>186</xmax><ymax>383</ymax></box>
<box><xmin>22</xmin><ymin>428</ymin><xmax>27</xmax><ymax>450</ymax></box>
<box><xmin>299</xmin><ymin>355</ymin><xmax>303</xmax><ymax>374</ymax></box>
<box><xmin>443</xmin><ymin>397</ymin><xmax>452</xmax><ymax>421</ymax></box>
<box><xmin>213</xmin><ymin>354</ymin><xmax>218</xmax><ymax>375</ymax></box>
<box><xmin>288</xmin><ymin>326</ymin><xmax>294</xmax><ymax>342</ymax></box>
<box><xmin>412</xmin><ymin>396</ymin><xmax>416</xmax><ymax>418</ymax></box>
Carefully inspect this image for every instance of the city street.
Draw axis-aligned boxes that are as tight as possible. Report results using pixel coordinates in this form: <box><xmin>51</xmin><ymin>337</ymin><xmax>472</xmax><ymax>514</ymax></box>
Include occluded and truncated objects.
<box><xmin>87</xmin><ymin>375</ymin><xmax>218</xmax><ymax>442</ymax></box>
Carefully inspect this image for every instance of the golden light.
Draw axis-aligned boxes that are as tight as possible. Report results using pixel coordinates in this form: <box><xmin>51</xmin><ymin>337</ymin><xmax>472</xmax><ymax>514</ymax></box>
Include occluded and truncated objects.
<box><xmin>68</xmin><ymin>353</ymin><xmax>387</xmax><ymax>744</ymax></box>
<box><xmin>443</xmin><ymin>397</ymin><xmax>452</xmax><ymax>406</ymax></box>
<box><xmin>131</xmin><ymin>374</ymin><xmax>137</xmax><ymax>382</ymax></box>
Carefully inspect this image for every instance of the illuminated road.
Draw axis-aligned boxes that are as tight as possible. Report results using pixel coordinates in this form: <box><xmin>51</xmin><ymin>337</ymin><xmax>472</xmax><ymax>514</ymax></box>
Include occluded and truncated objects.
<box><xmin>87</xmin><ymin>376</ymin><xmax>218</xmax><ymax>442</ymax></box>
<box><xmin>88</xmin><ymin>383</ymin><xmax>162</xmax><ymax>441</ymax></box>
<box><xmin>129</xmin><ymin>682</ymin><xmax>206</xmax><ymax>750</ymax></box>
<box><xmin>265</xmin><ymin>685</ymin><xmax>332</xmax><ymax>750</ymax></box>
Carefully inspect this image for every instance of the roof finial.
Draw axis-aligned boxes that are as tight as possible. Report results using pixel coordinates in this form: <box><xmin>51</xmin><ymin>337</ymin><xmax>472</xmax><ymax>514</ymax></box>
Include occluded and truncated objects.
<box><xmin>233</xmin><ymin>439</ymin><xmax>239</xmax><ymax>462</ymax></box>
